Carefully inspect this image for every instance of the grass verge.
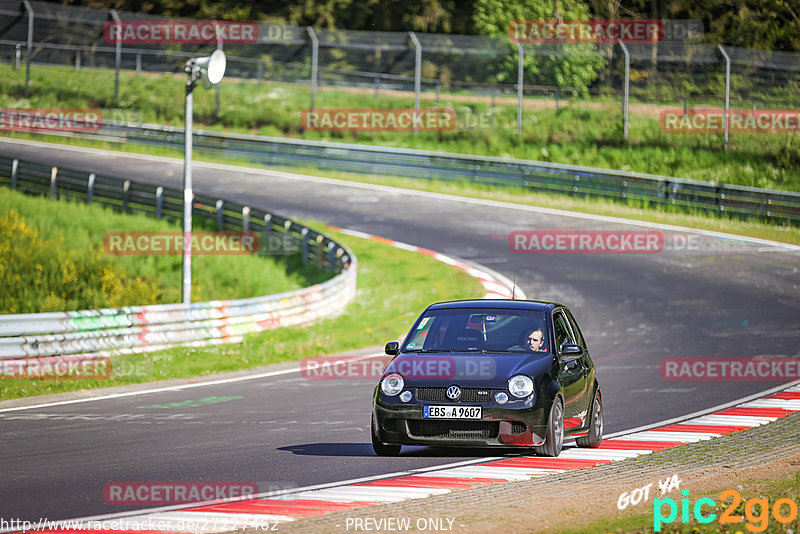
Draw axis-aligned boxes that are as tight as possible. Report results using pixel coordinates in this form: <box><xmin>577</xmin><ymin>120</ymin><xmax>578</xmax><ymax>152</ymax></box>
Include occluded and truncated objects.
<box><xmin>0</xmin><ymin>225</ymin><xmax>485</xmax><ymax>401</ymax></box>
<box><xmin>0</xmin><ymin>188</ymin><xmax>325</xmax><ymax>313</ymax></box>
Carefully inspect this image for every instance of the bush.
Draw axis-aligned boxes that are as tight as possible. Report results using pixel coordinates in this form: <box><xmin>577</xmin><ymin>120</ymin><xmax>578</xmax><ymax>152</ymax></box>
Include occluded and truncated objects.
<box><xmin>0</xmin><ymin>209</ymin><xmax>161</xmax><ymax>313</ymax></box>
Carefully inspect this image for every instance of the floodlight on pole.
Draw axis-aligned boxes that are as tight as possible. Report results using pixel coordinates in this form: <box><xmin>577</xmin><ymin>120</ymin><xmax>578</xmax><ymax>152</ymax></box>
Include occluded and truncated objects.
<box><xmin>181</xmin><ymin>49</ymin><xmax>226</xmax><ymax>305</ymax></box>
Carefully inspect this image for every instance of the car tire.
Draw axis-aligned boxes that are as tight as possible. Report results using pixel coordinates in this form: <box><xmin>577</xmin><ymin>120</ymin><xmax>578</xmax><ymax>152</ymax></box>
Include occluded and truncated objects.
<box><xmin>534</xmin><ymin>397</ymin><xmax>564</xmax><ymax>457</ymax></box>
<box><xmin>371</xmin><ymin>414</ymin><xmax>401</xmax><ymax>456</ymax></box>
<box><xmin>576</xmin><ymin>390</ymin><xmax>603</xmax><ymax>448</ymax></box>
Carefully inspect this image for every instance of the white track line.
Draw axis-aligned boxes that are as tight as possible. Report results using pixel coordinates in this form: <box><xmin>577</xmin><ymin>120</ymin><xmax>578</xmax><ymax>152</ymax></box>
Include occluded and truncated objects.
<box><xmin>689</xmin><ymin>414</ymin><xmax>778</xmax><ymax>426</ymax></box>
<box><xmin>621</xmin><ymin>431</ymin><xmax>721</xmax><ymax>443</ymax></box>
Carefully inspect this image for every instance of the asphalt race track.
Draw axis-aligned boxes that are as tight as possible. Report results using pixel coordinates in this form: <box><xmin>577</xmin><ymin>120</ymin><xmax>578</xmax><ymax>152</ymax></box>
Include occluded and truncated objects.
<box><xmin>1</xmin><ymin>138</ymin><xmax>798</xmax><ymax>522</ymax></box>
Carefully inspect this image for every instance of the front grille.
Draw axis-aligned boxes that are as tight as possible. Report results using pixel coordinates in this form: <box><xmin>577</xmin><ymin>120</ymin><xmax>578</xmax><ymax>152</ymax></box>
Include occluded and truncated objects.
<box><xmin>407</xmin><ymin>420</ymin><xmax>499</xmax><ymax>439</ymax></box>
<box><xmin>416</xmin><ymin>387</ymin><xmax>492</xmax><ymax>402</ymax></box>
<box><xmin>511</xmin><ymin>421</ymin><xmax>527</xmax><ymax>434</ymax></box>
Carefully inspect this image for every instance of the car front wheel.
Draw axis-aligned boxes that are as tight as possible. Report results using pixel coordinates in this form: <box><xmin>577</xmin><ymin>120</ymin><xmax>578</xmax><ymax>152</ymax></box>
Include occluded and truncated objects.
<box><xmin>534</xmin><ymin>397</ymin><xmax>564</xmax><ymax>457</ymax></box>
<box><xmin>576</xmin><ymin>390</ymin><xmax>603</xmax><ymax>448</ymax></box>
<box><xmin>371</xmin><ymin>414</ymin><xmax>401</xmax><ymax>456</ymax></box>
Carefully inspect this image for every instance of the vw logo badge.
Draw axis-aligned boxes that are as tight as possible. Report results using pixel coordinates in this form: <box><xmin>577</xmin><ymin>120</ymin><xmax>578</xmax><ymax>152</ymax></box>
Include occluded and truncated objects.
<box><xmin>446</xmin><ymin>385</ymin><xmax>462</xmax><ymax>400</ymax></box>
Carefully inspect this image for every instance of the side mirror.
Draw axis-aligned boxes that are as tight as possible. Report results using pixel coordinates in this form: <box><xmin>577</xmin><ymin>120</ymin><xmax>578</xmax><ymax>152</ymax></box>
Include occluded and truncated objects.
<box><xmin>385</xmin><ymin>341</ymin><xmax>399</xmax><ymax>355</ymax></box>
<box><xmin>559</xmin><ymin>343</ymin><xmax>584</xmax><ymax>358</ymax></box>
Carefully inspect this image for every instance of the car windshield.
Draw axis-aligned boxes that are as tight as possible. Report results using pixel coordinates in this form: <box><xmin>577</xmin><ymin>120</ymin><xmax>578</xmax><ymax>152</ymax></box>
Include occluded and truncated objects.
<box><xmin>403</xmin><ymin>308</ymin><xmax>549</xmax><ymax>354</ymax></box>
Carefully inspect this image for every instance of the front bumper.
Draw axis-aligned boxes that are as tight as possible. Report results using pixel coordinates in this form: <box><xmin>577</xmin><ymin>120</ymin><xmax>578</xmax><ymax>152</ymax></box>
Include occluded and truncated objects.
<box><xmin>373</xmin><ymin>391</ymin><xmax>551</xmax><ymax>448</ymax></box>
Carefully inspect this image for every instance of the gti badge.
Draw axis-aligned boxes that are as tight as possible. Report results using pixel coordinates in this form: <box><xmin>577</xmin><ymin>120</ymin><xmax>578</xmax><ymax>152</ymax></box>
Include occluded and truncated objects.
<box><xmin>446</xmin><ymin>385</ymin><xmax>462</xmax><ymax>400</ymax></box>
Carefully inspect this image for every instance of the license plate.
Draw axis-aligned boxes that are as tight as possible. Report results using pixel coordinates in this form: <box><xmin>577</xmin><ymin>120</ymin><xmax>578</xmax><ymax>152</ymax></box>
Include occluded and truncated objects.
<box><xmin>423</xmin><ymin>405</ymin><xmax>482</xmax><ymax>419</ymax></box>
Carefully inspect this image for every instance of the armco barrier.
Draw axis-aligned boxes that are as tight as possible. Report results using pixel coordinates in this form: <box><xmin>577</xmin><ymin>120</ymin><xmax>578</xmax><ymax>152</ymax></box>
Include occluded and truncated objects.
<box><xmin>0</xmin><ymin>156</ymin><xmax>356</xmax><ymax>358</ymax></box>
<box><xmin>79</xmin><ymin>121</ymin><xmax>800</xmax><ymax>225</ymax></box>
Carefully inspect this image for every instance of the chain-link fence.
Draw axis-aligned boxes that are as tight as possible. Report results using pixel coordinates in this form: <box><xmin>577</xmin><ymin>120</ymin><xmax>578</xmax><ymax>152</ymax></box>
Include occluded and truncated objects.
<box><xmin>1</xmin><ymin>0</ymin><xmax>800</xmax><ymax>150</ymax></box>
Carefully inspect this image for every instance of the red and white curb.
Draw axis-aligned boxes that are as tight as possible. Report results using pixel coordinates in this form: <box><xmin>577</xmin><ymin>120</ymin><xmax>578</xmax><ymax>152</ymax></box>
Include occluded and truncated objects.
<box><xmin>326</xmin><ymin>227</ymin><xmax>524</xmax><ymax>300</ymax></box>
<box><xmin>21</xmin><ymin>383</ymin><xmax>800</xmax><ymax>533</ymax></box>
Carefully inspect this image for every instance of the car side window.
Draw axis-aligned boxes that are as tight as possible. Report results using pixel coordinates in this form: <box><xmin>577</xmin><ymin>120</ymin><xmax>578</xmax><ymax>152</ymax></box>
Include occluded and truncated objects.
<box><xmin>564</xmin><ymin>309</ymin><xmax>587</xmax><ymax>348</ymax></box>
<box><xmin>553</xmin><ymin>310</ymin><xmax>576</xmax><ymax>351</ymax></box>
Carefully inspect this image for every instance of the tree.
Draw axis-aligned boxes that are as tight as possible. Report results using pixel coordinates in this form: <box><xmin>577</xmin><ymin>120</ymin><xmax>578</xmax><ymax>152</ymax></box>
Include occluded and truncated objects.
<box><xmin>473</xmin><ymin>0</ymin><xmax>606</xmax><ymax>94</ymax></box>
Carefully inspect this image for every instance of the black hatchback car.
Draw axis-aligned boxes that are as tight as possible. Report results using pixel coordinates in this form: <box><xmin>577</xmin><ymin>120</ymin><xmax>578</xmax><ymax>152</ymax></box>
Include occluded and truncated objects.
<box><xmin>372</xmin><ymin>299</ymin><xmax>602</xmax><ymax>457</ymax></box>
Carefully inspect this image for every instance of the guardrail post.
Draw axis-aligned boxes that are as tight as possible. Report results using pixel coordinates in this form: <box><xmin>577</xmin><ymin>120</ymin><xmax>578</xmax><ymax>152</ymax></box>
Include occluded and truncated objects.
<box><xmin>215</xmin><ymin>200</ymin><xmax>224</xmax><ymax>230</ymax></box>
<box><xmin>87</xmin><ymin>173</ymin><xmax>95</xmax><ymax>203</ymax></box>
<box><xmin>263</xmin><ymin>213</ymin><xmax>272</xmax><ymax>236</ymax></box>
<box><xmin>718</xmin><ymin>45</ymin><xmax>731</xmax><ymax>151</ymax></box>
<box><xmin>156</xmin><ymin>186</ymin><xmax>164</xmax><ymax>218</ymax></box>
<box><xmin>49</xmin><ymin>166</ymin><xmax>58</xmax><ymax>199</ymax></box>
<box><xmin>136</xmin><ymin>53</ymin><xmax>141</xmax><ymax>75</ymax></box>
<box><xmin>327</xmin><ymin>242</ymin><xmax>336</xmax><ymax>271</ymax></box>
<box><xmin>717</xmin><ymin>184</ymin><xmax>725</xmax><ymax>213</ymax></box>
<box><xmin>14</xmin><ymin>42</ymin><xmax>21</xmax><ymax>70</ymax></box>
<box><xmin>122</xmin><ymin>179</ymin><xmax>131</xmax><ymax>212</ymax></box>
<box><xmin>315</xmin><ymin>234</ymin><xmax>324</xmax><ymax>268</ymax></box>
<box><xmin>10</xmin><ymin>159</ymin><xmax>18</xmax><ymax>189</ymax></box>
<box><xmin>261</xmin><ymin>214</ymin><xmax>272</xmax><ymax>255</ymax></box>
<box><xmin>257</xmin><ymin>61</ymin><xmax>263</xmax><ymax>85</ymax></box>
<box><xmin>301</xmin><ymin>227</ymin><xmax>309</xmax><ymax>265</ymax></box>
<box><xmin>514</xmin><ymin>40</ymin><xmax>524</xmax><ymax>136</ymax></box>
<box><xmin>306</xmin><ymin>27</ymin><xmax>319</xmax><ymax>110</ymax></box>
<box><xmin>75</xmin><ymin>50</ymin><xmax>81</xmax><ymax>70</ymax></box>
<box><xmin>408</xmin><ymin>32</ymin><xmax>421</xmax><ymax>134</ymax></box>
<box><xmin>22</xmin><ymin>0</ymin><xmax>33</xmax><ymax>96</ymax></box>
<box><xmin>618</xmin><ymin>40</ymin><xmax>630</xmax><ymax>142</ymax></box>
<box><xmin>242</xmin><ymin>206</ymin><xmax>250</xmax><ymax>233</ymax></box>
<box><xmin>110</xmin><ymin>9</ymin><xmax>122</xmax><ymax>104</ymax></box>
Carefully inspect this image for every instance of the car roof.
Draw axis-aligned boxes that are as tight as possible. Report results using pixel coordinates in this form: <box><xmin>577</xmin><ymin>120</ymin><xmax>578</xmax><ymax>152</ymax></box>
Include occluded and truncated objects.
<box><xmin>425</xmin><ymin>299</ymin><xmax>564</xmax><ymax>312</ymax></box>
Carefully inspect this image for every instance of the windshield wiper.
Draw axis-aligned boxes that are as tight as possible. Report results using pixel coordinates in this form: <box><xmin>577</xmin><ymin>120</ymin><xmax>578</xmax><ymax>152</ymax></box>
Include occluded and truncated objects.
<box><xmin>404</xmin><ymin>349</ymin><xmax>454</xmax><ymax>353</ymax></box>
<box><xmin>456</xmin><ymin>349</ymin><xmax>511</xmax><ymax>353</ymax></box>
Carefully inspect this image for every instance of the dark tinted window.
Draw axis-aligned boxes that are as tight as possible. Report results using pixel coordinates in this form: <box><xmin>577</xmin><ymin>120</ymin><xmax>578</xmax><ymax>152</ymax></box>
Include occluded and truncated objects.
<box><xmin>553</xmin><ymin>310</ymin><xmax>576</xmax><ymax>350</ymax></box>
<box><xmin>404</xmin><ymin>308</ymin><xmax>547</xmax><ymax>353</ymax></box>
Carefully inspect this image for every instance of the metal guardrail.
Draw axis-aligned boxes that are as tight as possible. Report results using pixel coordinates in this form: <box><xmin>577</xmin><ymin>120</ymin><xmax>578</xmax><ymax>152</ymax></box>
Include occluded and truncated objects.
<box><xmin>88</xmin><ymin>121</ymin><xmax>800</xmax><ymax>225</ymax></box>
<box><xmin>0</xmin><ymin>155</ymin><xmax>357</xmax><ymax>358</ymax></box>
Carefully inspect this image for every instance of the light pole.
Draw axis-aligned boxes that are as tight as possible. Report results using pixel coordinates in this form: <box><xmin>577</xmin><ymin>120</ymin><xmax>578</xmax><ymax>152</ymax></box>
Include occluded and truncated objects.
<box><xmin>182</xmin><ymin>49</ymin><xmax>226</xmax><ymax>305</ymax></box>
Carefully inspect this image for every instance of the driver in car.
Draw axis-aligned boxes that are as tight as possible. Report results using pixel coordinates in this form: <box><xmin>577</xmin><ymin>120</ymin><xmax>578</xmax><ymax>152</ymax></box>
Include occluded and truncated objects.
<box><xmin>510</xmin><ymin>327</ymin><xmax>547</xmax><ymax>352</ymax></box>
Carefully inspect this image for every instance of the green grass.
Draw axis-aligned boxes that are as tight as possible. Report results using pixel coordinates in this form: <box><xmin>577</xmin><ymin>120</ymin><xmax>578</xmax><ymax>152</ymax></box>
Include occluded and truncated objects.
<box><xmin>0</xmin><ymin>188</ymin><xmax>326</xmax><ymax>312</ymax></box>
<box><xmin>0</xmin><ymin>226</ymin><xmax>485</xmax><ymax>400</ymax></box>
<box><xmin>2</xmin><ymin>63</ymin><xmax>800</xmax><ymax>192</ymax></box>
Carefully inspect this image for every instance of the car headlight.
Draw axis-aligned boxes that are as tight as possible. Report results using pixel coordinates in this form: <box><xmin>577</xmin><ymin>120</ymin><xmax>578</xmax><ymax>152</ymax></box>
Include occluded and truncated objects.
<box><xmin>508</xmin><ymin>375</ymin><xmax>534</xmax><ymax>398</ymax></box>
<box><xmin>381</xmin><ymin>373</ymin><xmax>404</xmax><ymax>396</ymax></box>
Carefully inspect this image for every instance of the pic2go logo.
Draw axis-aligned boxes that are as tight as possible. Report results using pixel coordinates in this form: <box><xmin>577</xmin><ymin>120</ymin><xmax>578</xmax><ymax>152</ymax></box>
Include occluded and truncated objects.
<box><xmin>654</xmin><ymin>489</ymin><xmax>800</xmax><ymax>532</ymax></box>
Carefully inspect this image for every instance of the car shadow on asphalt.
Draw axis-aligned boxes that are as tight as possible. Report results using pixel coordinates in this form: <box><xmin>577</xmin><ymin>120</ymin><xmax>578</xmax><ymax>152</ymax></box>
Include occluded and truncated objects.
<box><xmin>278</xmin><ymin>443</ymin><xmax>525</xmax><ymax>458</ymax></box>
